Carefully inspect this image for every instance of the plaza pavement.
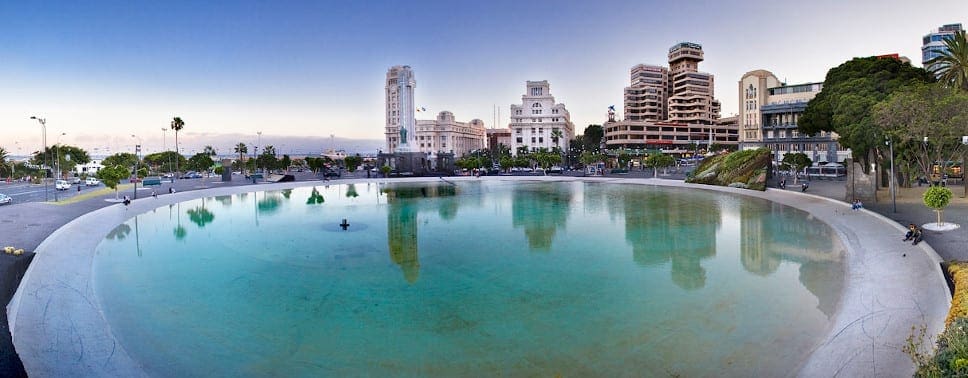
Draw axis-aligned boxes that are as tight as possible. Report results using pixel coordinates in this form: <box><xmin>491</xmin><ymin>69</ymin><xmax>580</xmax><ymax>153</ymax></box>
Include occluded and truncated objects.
<box><xmin>2</xmin><ymin>173</ymin><xmax>962</xmax><ymax>376</ymax></box>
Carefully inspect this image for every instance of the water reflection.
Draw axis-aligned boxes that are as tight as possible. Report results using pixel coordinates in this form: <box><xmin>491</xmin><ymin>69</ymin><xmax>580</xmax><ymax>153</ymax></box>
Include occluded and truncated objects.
<box><xmin>382</xmin><ymin>184</ymin><xmax>459</xmax><ymax>283</ymax></box>
<box><xmin>306</xmin><ymin>187</ymin><xmax>325</xmax><ymax>205</ymax></box>
<box><xmin>739</xmin><ymin>201</ymin><xmax>844</xmax><ymax>317</ymax></box>
<box><xmin>511</xmin><ymin>183</ymin><xmax>571</xmax><ymax>251</ymax></box>
<box><xmin>173</xmin><ymin>202</ymin><xmax>186</xmax><ymax>240</ymax></box>
<box><xmin>345</xmin><ymin>184</ymin><xmax>359</xmax><ymax>198</ymax></box>
<box><xmin>215</xmin><ymin>195</ymin><xmax>232</xmax><ymax>206</ymax></box>
<box><xmin>106</xmin><ymin>223</ymin><xmax>131</xmax><ymax>240</ymax></box>
<box><xmin>616</xmin><ymin>188</ymin><xmax>719</xmax><ymax>290</ymax></box>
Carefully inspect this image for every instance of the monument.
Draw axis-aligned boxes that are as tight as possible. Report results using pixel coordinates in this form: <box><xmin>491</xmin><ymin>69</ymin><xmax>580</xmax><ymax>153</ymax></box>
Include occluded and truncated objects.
<box><xmin>379</xmin><ymin>65</ymin><xmax>454</xmax><ymax>176</ymax></box>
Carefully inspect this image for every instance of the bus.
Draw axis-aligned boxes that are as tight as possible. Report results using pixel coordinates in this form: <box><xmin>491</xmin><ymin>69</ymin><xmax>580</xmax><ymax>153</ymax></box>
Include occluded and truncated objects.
<box><xmin>804</xmin><ymin>164</ymin><xmax>846</xmax><ymax>179</ymax></box>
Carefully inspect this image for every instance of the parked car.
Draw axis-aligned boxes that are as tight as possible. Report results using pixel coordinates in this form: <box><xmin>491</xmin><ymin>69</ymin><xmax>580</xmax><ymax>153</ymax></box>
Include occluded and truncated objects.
<box><xmin>85</xmin><ymin>177</ymin><xmax>100</xmax><ymax>186</ymax></box>
<box><xmin>181</xmin><ymin>171</ymin><xmax>202</xmax><ymax>179</ymax></box>
<box><xmin>69</xmin><ymin>177</ymin><xmax>81</xmax><ymax>184</ymax></box>
<box><xmin>55</xmin><ymin>180</ymin><xmax>71</xmax><ymax>190</ymax></box>
<box><xmin>0</xmin><ymin>193</ymin><xmax>11</xmax><ymax>205</ymax></box>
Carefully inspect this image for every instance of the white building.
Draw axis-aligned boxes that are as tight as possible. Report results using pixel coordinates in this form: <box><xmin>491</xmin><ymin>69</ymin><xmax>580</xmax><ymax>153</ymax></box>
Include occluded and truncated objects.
<box><xmin>414</xmin><ymin>111</ymin><xmax>486</xmax><ymax>157</ymax></box>
<box><xmin>73</xmin><ymin>160</ymin><xmax>104</xmax><ymax>176</ymax></box>
<box><xmin>508</xmin><ymin>81</ymin><xmax>574</xmax><ymax>156</ymax></box>
<box><xmin>384</xmin><ymin>66</ymin><xmax>484</xmax><ymax>157</ymax></box>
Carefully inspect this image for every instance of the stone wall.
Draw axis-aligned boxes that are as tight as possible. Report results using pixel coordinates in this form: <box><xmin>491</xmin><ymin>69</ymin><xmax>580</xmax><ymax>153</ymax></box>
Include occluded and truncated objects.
<box><xmin>846</xmin><ymin>159</ymin><xmax>876</xmax><ymax>203</ymax></box>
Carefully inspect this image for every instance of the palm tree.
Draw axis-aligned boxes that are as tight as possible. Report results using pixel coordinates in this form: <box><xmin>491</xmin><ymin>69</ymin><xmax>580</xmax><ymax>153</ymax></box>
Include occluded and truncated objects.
<box><xmin>203</xmin><ymin>145</ymin><xmax>217</xmax><ymax>156</ymax></box>
<box><xmin>234</xmin><ymin>143</ymin><xmax>248</xmax><ymax>173</ymax></box>
<box><xmin>0</xmin><ymin>147</ymin><xmax>8</xmax><ymax>176</ymax></box>
<box><xmin>927</xmin><ymin>30</ymin><xmax>968</xmax><ymax>91</ymax></box>
<box><xmin>171</xmin><ymin>117</ymin><xmax>185</xmax><ymax>175</ymax></box>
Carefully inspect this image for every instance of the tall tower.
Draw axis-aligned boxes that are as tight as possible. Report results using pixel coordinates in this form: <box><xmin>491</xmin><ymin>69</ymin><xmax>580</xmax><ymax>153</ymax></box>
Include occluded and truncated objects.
<box><xmin>385</xmin><ymin>65</ymin><xmax>417</xmax><ymax>153</ymax></box>
<box><xmin>624</xmin><ymin>64</ymin><xmax>668</xmax><ymax>121</ymax></box>
<box><xmin>666</xmin><ymin>42</ymin><xmax>718</xmax><ymax>125</ymax></box>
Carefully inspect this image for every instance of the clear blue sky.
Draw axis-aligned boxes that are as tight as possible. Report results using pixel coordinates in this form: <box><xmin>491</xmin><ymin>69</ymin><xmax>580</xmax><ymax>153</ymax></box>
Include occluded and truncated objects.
<box><xmin>2</xmin><ymin>0</ymin><xmax>965</xmax><ymax>154</ymax></box>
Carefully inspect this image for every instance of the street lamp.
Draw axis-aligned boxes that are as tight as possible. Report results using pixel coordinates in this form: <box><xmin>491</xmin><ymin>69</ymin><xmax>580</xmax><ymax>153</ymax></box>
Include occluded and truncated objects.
<box><xmin>132</xmin><ymin>135</ymin><xmax>142</xmax><ymax>199</ymax></box>
<box><xmin>162</xmin><ymin>127</ymin><xmax>172</xmax><ymax>180</ymax></box>
<box><xmin>29</xmin><ymin>116</ymin><xmax>48</xmax><ymax>201</ymax></box>
<box><xmin>886</xmin><ymin>138</ymin><xmax>896</xmax><ymax>213</ymax></box>
<box><xmin>257</xmin><ymin>131</ymin><xmax>262</xmax><ymax>174</ymax></box>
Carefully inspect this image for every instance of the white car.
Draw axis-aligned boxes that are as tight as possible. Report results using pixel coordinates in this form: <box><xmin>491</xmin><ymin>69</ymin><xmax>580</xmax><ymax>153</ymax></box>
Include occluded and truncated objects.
<box><xmin>86</xmin><ymin>177</ymin><xmax>100</xmax><ymax>186</ymax></box>
<box><xmin>55</xmin><ymin>180</ymin><xmax>71</xmax><ymax>190</ymax></box>
<box><xmin>0</xmin><ymin>193</ymin><xmax>11</xmax><ymax>205</ymax></box>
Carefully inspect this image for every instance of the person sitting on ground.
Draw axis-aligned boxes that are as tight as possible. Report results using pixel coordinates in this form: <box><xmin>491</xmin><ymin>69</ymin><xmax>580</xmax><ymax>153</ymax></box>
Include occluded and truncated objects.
<box><xmin>901</xmin><ymin>223</ymin><xmax>923</xmax><ymax>245</ymax></box>
<box><xmin>122</xmin><ymin>195</ymin><xmax>131</xmax><ymax>206</ymax></box>
<box><xmin>851</xmin><ymin>199</ymin><xmax>863</xmax><ymax>210</ymax></box>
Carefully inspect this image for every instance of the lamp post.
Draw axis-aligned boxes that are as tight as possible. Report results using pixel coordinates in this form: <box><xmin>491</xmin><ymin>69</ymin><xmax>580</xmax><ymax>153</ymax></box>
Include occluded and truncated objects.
<box><xmin>53</xmin><ymin>132</ymin><xmax>66</xmax><ymax>202</ymax></box>
<box><xmin>257</xmin><ymin>131</ymin><xmax>262</xmax><ymax>174</ymax></box>
<box><xmin>30</xmin><ymin>116</ymin><xmax>48</xmax><ymax>201</ymax></box>
<box><xmin>963</xmin><ymin>136</ymin><xmax>968</xmax><ymax>198</ymax></box>
<box><xmin>886</xmin><ymin>138</ymin><xmax>896</xmax><ymax>213</ymax></box>
<box><xmin>132</xmin><ymin>135</ymin><xmax>142</xmax><ymax>199</ymax></box>
<box><xmin>162</xmin><ymin>127</ymin><xmax>172</xmax><ymax>180</ymax></box>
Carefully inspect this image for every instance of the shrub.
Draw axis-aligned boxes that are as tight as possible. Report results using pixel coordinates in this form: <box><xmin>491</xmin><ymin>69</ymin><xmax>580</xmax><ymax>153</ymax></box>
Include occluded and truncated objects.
<box><xmin>948</xmin><ymin>263</ymin><xmax>968</xmax><ymax>325</ymax></box>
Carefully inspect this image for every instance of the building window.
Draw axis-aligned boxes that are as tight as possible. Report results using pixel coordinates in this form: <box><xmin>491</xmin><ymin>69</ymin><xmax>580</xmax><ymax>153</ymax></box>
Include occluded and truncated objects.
<box><xmin>516</xmin><ymin>129</ymin><xmax>521</xmax><ymax>134</ymax></box>
<box><xmin>516</xmin><ymin>137</ymin><xmax>523</xmax><ymax>143</ymax></box>
<box><xmin>552</xmin><ymin>109</ymin><xmax>558</xmax><ymax>114</ymax></box>
<box><xmin>539</xmin><ymin>137</ymin><xmax>544</xmax><ymax>143</ymax></box>
<box><xmin>531</xmin><ymin>137</ymin><xmax>536</xmax><ymax>143</ymax></box>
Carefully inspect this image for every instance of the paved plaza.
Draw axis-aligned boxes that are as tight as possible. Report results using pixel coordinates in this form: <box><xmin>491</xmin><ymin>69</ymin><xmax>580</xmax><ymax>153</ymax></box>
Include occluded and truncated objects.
<box><xmin>1</xmin><ymin>173</ymin><xmax>964</xmax><ymax>376</ymax></box>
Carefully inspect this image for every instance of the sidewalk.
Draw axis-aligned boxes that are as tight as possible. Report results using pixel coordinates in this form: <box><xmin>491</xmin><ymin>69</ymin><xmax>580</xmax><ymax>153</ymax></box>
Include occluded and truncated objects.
<box><xmin>779</xmin><ymin>178</ymin><xmax>968</xmax><ymax>261</ymax></box>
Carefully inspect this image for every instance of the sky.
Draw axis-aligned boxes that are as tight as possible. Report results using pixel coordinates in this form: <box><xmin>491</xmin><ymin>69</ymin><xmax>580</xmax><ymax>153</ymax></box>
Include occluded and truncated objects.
<box><xmin>1</xmin><ymin>0</ymin><xmax>966</xmax><ymax>156</ymax></box>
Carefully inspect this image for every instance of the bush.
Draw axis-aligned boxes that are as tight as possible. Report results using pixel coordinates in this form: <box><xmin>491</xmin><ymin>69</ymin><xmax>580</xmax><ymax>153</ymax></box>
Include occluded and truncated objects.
<box><xmin>912</xmin><ymin>318</ymin><xmax>968</xmax><ymax>377</ymax></box>
<box><xmin>948</xmin><ymin>263</ymin><xmax>968</xmax><ymax>325</ymax></box>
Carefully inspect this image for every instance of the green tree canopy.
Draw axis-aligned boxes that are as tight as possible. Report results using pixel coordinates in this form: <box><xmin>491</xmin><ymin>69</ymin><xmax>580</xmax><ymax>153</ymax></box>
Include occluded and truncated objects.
<box><xmin>799</xmin><ymin>56</ymin><xmax>935</xmax><ymax>170</ymax></box>
<box><xmin>344</xmin><ymin>154</ymin><xmax>363</xmax><ymax>172</ymax></box>
<box><xmin>143</xmin><ymin>151</ymin><xmax>186</xmax><ymax>173</ymax></box>
<box><xmin>924</xmin><ymin>185</ymin><xmax>953</xmax><ymax>225</ymax></box>
<box><xmin>645</xmin><ymin>153</ymin><xmax>676</xmax><ymax>176</ymax></box>
<box><xmin>102</xmin><ymin>152</ymin><xmax>139</xmax><ymax>169</ymax></box>
<box><xmin>582</xmin><ymin>125</ymin><xmax>603</xmax><ymax>152</ymax></box>
<box><xmin>782</xmin><ymin>152</ymin><xmax>812</xmax><ymax>184</ymax></box>
<box><xmin>874</xmin><ymin>83</ymin><xmax>968</xmax><ymax>180</ymax></box>
<box><xmin>188</xmin><ymin>153</ymin><xmax>215</xmax><ymax>172</ymax></box>
<box><xmin>97</xmin><ymin>165</ymin><xmax>129</xmax><ymax>198</ymax></box>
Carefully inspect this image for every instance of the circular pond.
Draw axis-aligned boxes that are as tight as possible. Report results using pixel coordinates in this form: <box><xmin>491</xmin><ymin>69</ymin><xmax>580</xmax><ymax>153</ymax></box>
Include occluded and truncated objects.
<box><xmin>93</xmin><ymin>181</ymin><xmax>844</xmax><ymax>376</ymax></box>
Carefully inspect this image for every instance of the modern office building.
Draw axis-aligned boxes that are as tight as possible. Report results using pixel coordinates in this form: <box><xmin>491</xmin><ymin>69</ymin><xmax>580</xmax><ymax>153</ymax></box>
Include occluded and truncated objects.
<box><xmin>624</xmin><ymin>64</ymin><xmax>668</xmax><ymax>122</ymax></box>
<box><xmin>922</xmin><ymin>23</ymin><xmax>964</xmax><ymax>70</ymax></box>
<box><xmin>737</xmin><ymin>69</ymin><xmax>850</xmax><ymax>164</ymax></box>
<box><xmin>413</xmin><ymin>111</ymin><xmax>486</xmax><ymax>158</ymax></box>
<box><xmin>605</xmin><ymin>41</ymin><xmax>731</xmax><ymax>154</ymax></box>
<box><xmin>384</xmin><ymin>66</ymin><xmax>485</xmax><ymax>157</ymax></box>
<box><xmin>666</xmin><ymin>42</ymin><xmax>720</xmax><ymax>125</ymax></box>
<box><xmin>508</xmin><ymin>81</ymin><xmax>575</xmax><ymax>156</ymax></box>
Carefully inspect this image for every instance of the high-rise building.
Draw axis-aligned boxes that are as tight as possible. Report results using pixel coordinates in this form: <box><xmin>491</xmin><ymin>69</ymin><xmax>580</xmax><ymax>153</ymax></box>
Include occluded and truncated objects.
<box><xmin>666</xmin><ymin>42</ymin><xmax>720</xmax><ymax>125</ymax></box>
<box><xmin>624</xmin><ymin>64</ymin><xmax>668</xmax><ymax>122</ymax></box>
<box><xmin>508</xmin><ymin>81</ymin><xmax>575</xmax><ymax>156</ymax></box>
<box><xmin>922</xmin><ymin>23</ymin><xmax>964</xmax><ymax>69</ymax></box>
<box><xmin>385</xmin><ymin>65</ymin><xmax>416</xmax><ymax>152</ymax></box>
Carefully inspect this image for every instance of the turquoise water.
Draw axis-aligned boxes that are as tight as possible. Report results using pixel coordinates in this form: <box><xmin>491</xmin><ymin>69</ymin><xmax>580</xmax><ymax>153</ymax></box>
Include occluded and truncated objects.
<box><xmin>93</xmin><ymin>181</ymin><xmax>844</xmax><ymax>376</ymax></box>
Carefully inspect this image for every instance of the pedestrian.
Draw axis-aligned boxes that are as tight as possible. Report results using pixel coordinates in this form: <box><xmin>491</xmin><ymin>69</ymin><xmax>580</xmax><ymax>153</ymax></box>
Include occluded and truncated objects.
<box><xmin>151</xmin><ymin>190</ymin><xmax>157</xmax><ymax>198</ymax></box>
<box><xmin>169</xmin><ymin>187</ymin><xmax>175</xmax><ymax>194</ymax></box>
<box><xmin>801</xmin><ymin>181</ymin><xmax>809</xmax><ymax>192</ymax></box>
<box><xmin>851</xmin><ymin>199</ymin><xmax>863</xmax><ymax>210</ymax></box>
<box><xmin>122</xmin><ymin>195</ymin><xmax>131</xmax><ymax>206</ymax></box>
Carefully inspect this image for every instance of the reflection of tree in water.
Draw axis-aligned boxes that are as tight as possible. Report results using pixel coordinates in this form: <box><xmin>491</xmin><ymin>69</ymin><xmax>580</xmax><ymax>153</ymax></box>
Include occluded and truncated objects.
<box><xmin>306</xmin><ymin>187</ymin><xmax>325</xmax><ymax>205</ymax></box>
<box><xmin>281</xmin><ymin>189</ymin><xmax>292</xmax><ymax>199</ymax></box>
<box><xmin>106</xmin><ymin>223</ymin><xmax>131</xmax><ymax>240</ymax></box>
<box><xmin>511</xmin><ymin>183</ymin><xmax>572</xmax><ymax>252</ymax></box>
<box><xmin>619</xmin><ymin>189</ymin><xmax>719</xmax><ymax>290</ymax></box>
<box><xmin>739</xmin><ymin>201</ymin><xmax>844</xmax><ymax>318</ymax></box>
<box><xmin>381</xmin><ymin>183</ymin><xmax>459</xmax><ymax>284</ymax></box>
<box><xmin>173</xmin><ymin>202</ymin><xmax>187</xmax><ymax>240</ymax></box>
<box><xmin>215</xmin><ymin>195</ymin><xmax>232</xmax><ymax>206</ymax></box>
<box><xmin>258</xmin><ymin>193</ymin><xmax>282</xmax><ymax>214</ymax></box>
<box><xmin>187</xmin><ymin>206</ymin><xmax>215</xmax><ymax>228</ymax></box>
<box><xmin>345</xmin><ymin>184</ymin><xmax>359</xmax><ymax>198</ymax></box>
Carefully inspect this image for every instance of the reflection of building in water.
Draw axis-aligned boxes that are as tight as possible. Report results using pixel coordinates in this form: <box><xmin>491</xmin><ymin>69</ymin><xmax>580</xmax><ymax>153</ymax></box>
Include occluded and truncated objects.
<box><xmin>511</xmin><ymin>183</ymin><xmax>572</xmax><ymax>251</ymax></box>
<box><xmin>618</xmin><ymin>190</ymin><xmax>720</xmax><ymax>290</ymax></box>
<box><xmin>382</xmin><ymin>184</ymin><xmax>459</xmax><ymax>283</ymax></box>
<box><xmin>739</xmin><ymin>201</ymin><xmax>844</xmax><ymax>318</ymax></box>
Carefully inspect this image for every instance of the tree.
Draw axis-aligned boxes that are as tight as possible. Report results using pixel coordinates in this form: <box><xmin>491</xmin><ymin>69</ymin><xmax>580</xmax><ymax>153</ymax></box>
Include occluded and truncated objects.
<box><xmin>102</xmin><ymin>153</ymin><xmax>139</xmax><ymax>170</ymax></box>
<box><xmin>567</xmin><ymin>137</ymin><xmax>584</xmax><ymax>167</ymax></box>
<box><xmin>188</xmin><ymin>153</ymin><xmax>215</xmax><ymax>172</ymax></box>
<box><xmin>171</xmin><ymin>117</ymin><xmax>185</xmax><ymax>174</ymax></box>
<box><xmin>143</xmin><ymin>151</ymin><xmax>185</xmax><ymax>173</ymax></box>
<box><xmin>874</xmin><ymin>83</ymin><xmax>968</xmax><ymax>182</ymax></box>
<box><xmin>551</xmin><ymin>129</ymin><xmax>564</xmax><ymax>152</ymax></box>
<box><xmin>927</xmin><ymin>30</ymin><xmax>968</xmax><ymax>91</ymax></box>
<box><xmin>257</xmin><ymin>145</ymin><xmax>278</xmax><ymax>171</ymax></box>
<box><xmin>280</xmin><ymin>155</ymin><xmax>291</xmax><ymax>171</ymax></box>
<box><xmin>203</xmin><ymin>145</ymin><xmax>217</xmax><ymax>156</ymax></box>
<box><xmin>97</xmin><ymin>165</ymin><xmax>129</xmax><ymax>200</ymax></box>
<box><xmin>799</xmin><ymin>56</ymin><xmax>935</xmax><ymax>171</ymax></box>
<box><xmin>782</xmin><ymin>152</ymin><xmax>812</xmax><ymax>184</ymax></box>
<box><xmin>234</xmin><ymin>142</ymin><xmax>248</xmax><ymax>169</ymax></box>
<box><xmin>645</xmin><ymin>154</ymin><xmax>676</xmax><ymax>177</ymax></box>
<box><xmin>344</xmin><ymin>154</ymin><xmax>363</xmax><ymax>172</ymax></box>
<box><xmin>924</xmin><ymin>186</ymin><xmax>953</xmax><ymax>226</ymax></box>
<box><xmin>0</xmin><ymin>147</ymin><xmax>7</xmax><ymax>176</ymax></box>
<box><xmin>499</xmin><ymin>156</ymin><xmax>514</xmax><ymax>172</ymax></box>
<box><xmin>582</xmin><ymin>125</ymin><xmax>604</xmax><ymax>152</ymax></box>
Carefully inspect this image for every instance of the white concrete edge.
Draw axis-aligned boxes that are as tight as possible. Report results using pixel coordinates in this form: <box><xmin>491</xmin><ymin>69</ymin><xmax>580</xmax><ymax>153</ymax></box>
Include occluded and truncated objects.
<box><xmin>7</xmin><ymin>176</ymin><xmax>951</xmax><ymax>376</ymax></box>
